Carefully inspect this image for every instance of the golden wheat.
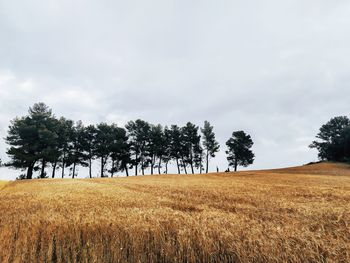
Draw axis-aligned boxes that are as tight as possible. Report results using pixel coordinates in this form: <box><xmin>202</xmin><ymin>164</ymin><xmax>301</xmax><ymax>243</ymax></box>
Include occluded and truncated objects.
<box><xmin>0</xmin><ymin>162</ymin><xmax>349</xmax><ymax>263</ymax></box>
<box><xmin>0</xmin><ymin>181</ymin><xmax>8</xmax><ymax>190</ymax></box>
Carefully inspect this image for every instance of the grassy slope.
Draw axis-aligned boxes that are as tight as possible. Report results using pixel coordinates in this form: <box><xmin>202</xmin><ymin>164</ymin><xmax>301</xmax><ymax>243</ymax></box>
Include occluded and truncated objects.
<box><xmin>0</xmin><ymin>162</ymin><xmax>349</xmax><ymax>262</ymax></box>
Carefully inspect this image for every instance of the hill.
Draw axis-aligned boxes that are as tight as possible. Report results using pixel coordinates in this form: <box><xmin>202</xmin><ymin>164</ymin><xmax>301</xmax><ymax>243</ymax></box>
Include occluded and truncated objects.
<box><xmin>0</xmin><ymin>162</ymin><xmax>349</xmax><ymax>262</ymax></box>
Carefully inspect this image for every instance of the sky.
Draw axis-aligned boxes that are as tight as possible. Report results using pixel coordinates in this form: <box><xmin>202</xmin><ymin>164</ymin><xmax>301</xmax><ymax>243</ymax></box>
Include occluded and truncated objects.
<box><xmin>1</xmin><ymin>0</ymin><xmax>350</xmax><ymax>180</ymax></box>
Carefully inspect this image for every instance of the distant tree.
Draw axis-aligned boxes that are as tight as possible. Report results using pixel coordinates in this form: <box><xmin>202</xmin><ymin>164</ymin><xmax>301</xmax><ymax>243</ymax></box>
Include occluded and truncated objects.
<box><xmin>46</xmin><ymin>118</ymin><xmax>61</xmax><ymax>178</ymax></box>
<box><xmin>6</xmin><ymin>103</ymin><xmax>58</xmax><ymax>179</ymax></box>
<box><xmin>66</xmin><ymin>121</ymin><xmax>89</xmax><ymax>179</ymax></box>
<box><xmin>169</xmin><ymin>125</ymin><xmax>183</xmax><ymax>174</ymax></box>
<box><xmin>57</xmin><ymin>117</ymin><xmax>75</xmax><ymax>178</ymax></box>
<box><xmin>162</xmin><ymin>126</ymin><xmax>172</xmax><ymax>174</ymax></box>
<box><xmin>125</xmin><ymin>120</ymin><xmax>151</xmax><ymax>175</ymax></box>
<box><xmin>340</xmin><ymin>126</ymin><xmax>350</xmax><ymax>162</ymax></box>
<box><xmin>83</xmin><ymin>125</ymin><xmax>97</xmax><ymax>178</ymax></box>
<box><xmin>148</xmin><ymin>124</ymin><xmax>165</xmax><ymax>175</ymax></box>
<box><xmin>193</xmin><ymin>144</ymin><xmax>204</xmax><ymax>174</ymax></box>
<box><xmin>181</xmin><ymin>122</ymin><xmax>202</xmax><ymax>174</ymax></box>
<box><xmin>30</xmin><ymin>103</ymin><xmax>59</xmax><ymax>178</ymax></box>
<box><xmin>226</xmin><ymin>131</ymin><xmax>254</xmax><ymax>172</ymax></box>
<box><xmin>109</xmin><ymin>126</ymin><xmax>129</xmax><ymax>177</ymax></box>
<box><xmin>310</xmin><ymin>116</ymin><xmax>350</xmax><ymax>162</ymax></box>
<box><xmin>94</xmin><ymin>123</ymin><xmax>115</xmax><ymax>177</ymax></box>
<box><xmin>201</xmin><ymin>121</ymin><xmax>220</xmax><ymax>173</ymax></box>
<box><xmin>119</xmin><ymin>140</ymin><xmax>132</xmax><ymax>177</ymax></box>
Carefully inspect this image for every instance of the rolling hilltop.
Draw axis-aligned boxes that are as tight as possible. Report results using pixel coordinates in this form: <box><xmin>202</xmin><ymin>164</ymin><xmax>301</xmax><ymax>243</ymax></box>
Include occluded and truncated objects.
<box><xmin>0</xmin><ymin>162</ymin><xmax>349</xmax><ymax>262</ymax></box>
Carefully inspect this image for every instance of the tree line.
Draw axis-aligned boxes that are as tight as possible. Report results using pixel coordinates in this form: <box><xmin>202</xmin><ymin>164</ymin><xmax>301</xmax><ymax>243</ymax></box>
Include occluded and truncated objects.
<box><xmin>4</xmin><ymin>103</ymin><xmax>255</xmax><ymax>179</ymax></box>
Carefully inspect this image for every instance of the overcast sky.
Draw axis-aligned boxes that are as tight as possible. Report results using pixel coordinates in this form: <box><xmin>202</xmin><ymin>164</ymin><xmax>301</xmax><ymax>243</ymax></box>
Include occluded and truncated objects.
<box><xmin>1</xmin><ymin>0</ymin><xmax>350</xmax><ymax>180</ymax></box>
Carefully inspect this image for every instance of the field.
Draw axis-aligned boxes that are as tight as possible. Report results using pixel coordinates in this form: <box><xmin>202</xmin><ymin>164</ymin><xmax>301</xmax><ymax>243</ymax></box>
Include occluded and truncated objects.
<box><xmin>0</xmin><ymin>162</ymin><xmax>349</xmax><ymax>263</ymax></box>
<box><xmin>0</xmin><ymin>180</ymin><xmax>8</xmax><ymax>190</ymax></box>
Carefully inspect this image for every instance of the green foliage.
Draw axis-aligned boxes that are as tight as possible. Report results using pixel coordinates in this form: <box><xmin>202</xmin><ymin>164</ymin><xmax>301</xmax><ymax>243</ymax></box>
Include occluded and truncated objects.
<box><xmin>168</xmin><ymin>125</ymin><xmax>183</xmax><ymax>174</ymax></box>
<box><xmin>82</xmin><ymin>125</ymin><xmax>98</xmax><ymax>178</ymax></box>
<box><xmin>226</xmin><ymin>131</ymin><xmax>254</xmax><ymax>171</ymax></box>
<box><xmin>125</xmin><ymin>120</ymin><xmax>151</xmax><ymax>175</ymax></box>
<box><xmin>66</xmin><ymin>121</ymin><xmax>89</xmax><ymax>178</ymax></box>
<box><xmin>94</xmin><ymin>123</ymin><xmax>117</xmax><ymax>177</ymax></box>
<box><xmin>148</xmin><ymin>124</ymin><xmax>165</xmax><ymax>174</ymax></box>
<box><xmin>310</xmin><ymin>116</ymin><xmax>350</xmax><ymax>162</ymax></box>
<box><xmin>56</xmin><ymin>117</ymin><xmax>74</xmax><ymax>178</ymax></box>
<box><xmin>181</xmin><ymin>122</ymin><xmax>202</xmax><ymax>174</ymax></box>
<box><xmin>201</xmin><ymin>121</ymin><xmax>220</xmax><ymax>173</ymax></box>
<box><xmin>6</xmin><ymin>103</ymin><xmax>58</xmax><ymax>179</ymax></box>
<box><xmin>5</xmin><ymin>103</ymin><xmax>230</xmax><ymax>178</ymax></box>
<box><xmin>109</xmin><ymin>126</ymin><xmax>130</xmax><ymax>177</ymax></box>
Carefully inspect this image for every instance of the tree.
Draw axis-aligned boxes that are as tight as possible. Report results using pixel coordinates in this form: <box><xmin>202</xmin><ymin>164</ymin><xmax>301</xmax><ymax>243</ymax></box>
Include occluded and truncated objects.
<box><xmin>66</xmin><ymin>121</ymin><xmax>89</xmax><ymax>179</ymax></box>
<box><xmin>50</xmin><ymin>117</ymin><xmax>74</xmax><ymax>179</ymax></box>
<box><xmin>226</xmin><ymin>131</ymin><xmax>254</xmax><ymax>172</ymax></box>
<box><xmin>340</xmin><ymin>126</ymin><xmax>350</xmax><ymax>162</ymax></box>
<box><xmin>94</xmin><ymin>123</ymin><xmax>115</xmax><ymax>177</ymax></box>
<box><xmin>109</xmin><ymin>126</ymin><xmax>129</xmax><ymax>177</ymax></box>
<box><xmin>118</xmin><ymin>140</ymin><xmax>132</xmax><ymax>177</ymax></box>
<box><xmin>148</xmin><ymin>124</ymin><xmax>165</xmax><ymax>175</ymax></box>
<box><xmin>30</xmin><ymin>103</ymin><xmax>59</xmax><ymax>178</ymax></box>
<box><xmin>193</xmin><ymin>143</ymin><xmax>204</xmax><ymax>174</ymax></box>
<box><xmin>181</xmin><ymin>122</ymin><xmax>202</xmax><ymax>174</ymax></box>
<box><xmin>46</xmin><ymin>118</ymin><xmax>61</xmax><ymax>178</ymax></box>
<box><xmin>162</xmin><ymin>126</ymin><xmax>172</xmax><ymax>174</ymax></box>
<box><xmin>169</xmin><ymin>125</ymin><xmax>183</xmax><ymax>174</ymax></box>
<box><xmin>83</xmin><ymin>125</ymin><xmax>97</xmax><ymax>178</ymax></box>
<box><xmin>125</xmin><ymin>120</ymin><xmax>151</xmax><ymax>175</ymax></box>
<box><xmin>310</xmin><ymin>116</ymin><xmax>350</xmax><ymax>161</ymax></box>
<box><xmin>6</xmin><ymin>103</ymin><xmax>58</xmax><ymax>179</ymax></box>
<box><xmin>201</xmin><ymin>121</ymin><xmax>220</xmax><ymax>173</ymax></box>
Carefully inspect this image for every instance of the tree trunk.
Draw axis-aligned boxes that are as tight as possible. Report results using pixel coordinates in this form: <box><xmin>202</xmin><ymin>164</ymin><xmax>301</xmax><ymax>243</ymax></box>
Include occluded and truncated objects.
<box><xmin>190</xmin><ymin>162</ymin><xmax>194</xmax><ymax>174</ymax></box>
<box><xmin>124</xmin><ymin>163</ymin><xmax>129</xmax><ymax>177</ymax></box>
<box><xmin>89</xmin><ymin>157</ymin><xmax>92</xmax><ymax>178</ymax></box>
<box><xmin>135</xmin><ymin>154</ymin><xmax>138</xmax><ymax>176</ymax></box>
<box><xmin>190</xmin><ymin>151</ymin><xmax>194</xmax><ymax>174</ymax></box>
<box><xmin>206</xmin><ymin>151</ymin><xmax>209</xmax><ymax>173</ymax></box>
<box><xmin>181</xmin><ymin>157</ymin><xmax>188</xmax><ymax>174</ymax></box>
<box><xmin>72</xmin><ymin>162</ymin><xmax>76</xmax><ymax>179</ymax></box>
<box><xmin>26</xmin><ymin>163</ymin><xmax>34</xmax><ymax>179</ymax></box>
<box><xmin>150</xmin><ymin>155</ymin><xmax>154</xmax><ymax>175</ymax></box>
<box><xmin>176</xmin><ymin>158</ymin><xmax>180</xmax><ymax>174</ymax></box>
<box><xmin>40</xmin><ymin>160</ymin><xmax>46</xmax><ymax>178</ymax></box>
<box><xmin>141</xmin><ymin>158</ymin><xmax>145</xmax><ymax>175</ymax></box>
<box><xmin>165</xmin><ymin>161</ymin><xmax>168</xmax><ymax>174</ymax></box>
<box><xmin>52</xmin><ymin>161</ymin><xmax>57</xmax><ymax>178</ymax></box>
<box><xmin>158</xmin><ymin>157</ymin><xmax>161</xmax><ymax>174</ymax></box>
<box><xmin>234</xmin><ymin>159</ymin><xmax>238</xmax><ymax>172</ymax></box>
<box><xmin>61</xmin><ymin>153</ymin><xmax>65</xmax><ymax>178</ymax></box>
<box><xmin>101</xmin><ymin>157</ymin><xmax>104</xmax><ymax>177</ymax></box>
<box><xmin>111</xmin><ymin>159</ymin><xmax>115</xmax><ymax>178</ymax></box>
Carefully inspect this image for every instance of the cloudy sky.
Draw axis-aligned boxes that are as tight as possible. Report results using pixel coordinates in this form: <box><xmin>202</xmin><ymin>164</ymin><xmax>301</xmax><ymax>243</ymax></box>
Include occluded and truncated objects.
<box><xmin>1</xmin><ymin>0</ymin><xmax>350</xmax><ymax>180</ymax></box>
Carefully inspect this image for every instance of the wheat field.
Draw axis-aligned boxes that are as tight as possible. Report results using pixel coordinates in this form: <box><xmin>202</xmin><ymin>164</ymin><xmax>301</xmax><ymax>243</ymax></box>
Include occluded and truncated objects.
<box><xmin>0</xmin><ymin>162</ymin><xmax>349</xmax><ymax>263</ymax></box>
<box><xmin>0</xmin><ymin>181</ymin><xmax>8</xmax><ymax>191</ymax></box>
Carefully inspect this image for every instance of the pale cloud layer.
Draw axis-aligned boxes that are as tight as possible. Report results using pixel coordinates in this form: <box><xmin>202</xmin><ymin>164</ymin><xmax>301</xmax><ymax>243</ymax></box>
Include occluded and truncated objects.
<box><xmin>1</xmin><ymin>0</ymin><xmax>350</xmax><ymax>179</ymax></box>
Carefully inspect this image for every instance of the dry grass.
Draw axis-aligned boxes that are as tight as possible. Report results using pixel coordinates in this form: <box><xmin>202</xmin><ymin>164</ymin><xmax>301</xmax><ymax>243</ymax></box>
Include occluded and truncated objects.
<box><xmin>0</xmin><ymin>162</ymin><xmax>349</xmax><ymax>263</ymax></box>
<box><xmin>0</xmin><ymin>180</ymin><xmax>8</xmax><ymax>190</ymax></box>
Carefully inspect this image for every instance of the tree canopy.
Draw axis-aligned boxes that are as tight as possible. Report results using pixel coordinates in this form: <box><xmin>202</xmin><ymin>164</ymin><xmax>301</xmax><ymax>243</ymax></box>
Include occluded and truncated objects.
<box><xmin>310</xmin><ymin>116</ymin><xmax>350</xmax><ymax>162</ymax></box>
<box><xmin>5</xmin><ymin>102</ymin><xmax>262</xmax><ymax>179</ymax></box>
<box><xmin>226</xmin><ymin>131</ymin><xmax>255</xmax><ymax>171</ymax></box>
